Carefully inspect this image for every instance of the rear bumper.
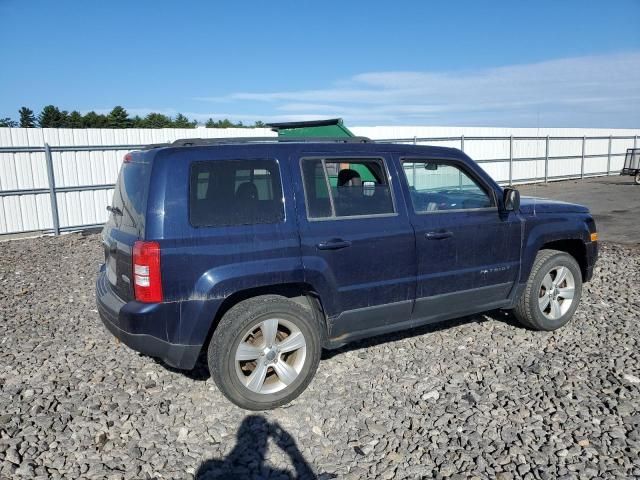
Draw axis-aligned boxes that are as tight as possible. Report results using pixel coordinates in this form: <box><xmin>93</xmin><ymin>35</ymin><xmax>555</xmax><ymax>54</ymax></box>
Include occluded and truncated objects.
<box><xmin>96</xmin><ymin>268</ymin><xmax>201</xmax><ymax>369</ymax></box>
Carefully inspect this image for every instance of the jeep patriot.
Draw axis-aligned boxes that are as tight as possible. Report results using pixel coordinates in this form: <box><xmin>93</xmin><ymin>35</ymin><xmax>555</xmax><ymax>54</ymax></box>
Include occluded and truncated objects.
<box><xmin>97</xmin><ymin>137</ymin><xmax>598</xmax><ymax>410</ymax></box>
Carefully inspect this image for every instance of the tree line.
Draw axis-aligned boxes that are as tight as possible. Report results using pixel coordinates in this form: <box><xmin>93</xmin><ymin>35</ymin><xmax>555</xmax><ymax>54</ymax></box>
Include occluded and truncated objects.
<box><xmin>0</xmin><ymin>106</ymin><xmax>267</xmax><ymax>129</ymax></box>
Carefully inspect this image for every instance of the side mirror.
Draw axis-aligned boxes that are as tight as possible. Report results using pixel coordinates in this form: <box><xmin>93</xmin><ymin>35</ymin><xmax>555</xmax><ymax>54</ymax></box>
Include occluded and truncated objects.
<box><xmin>503</xmin><ymin>188</ymin><xmax>520</xmax><ymax>211</ymax></box>
<box><xmin>424</xmin><ymin>162</ymin><xmax>438</xmax><ymax>171</ymax></box>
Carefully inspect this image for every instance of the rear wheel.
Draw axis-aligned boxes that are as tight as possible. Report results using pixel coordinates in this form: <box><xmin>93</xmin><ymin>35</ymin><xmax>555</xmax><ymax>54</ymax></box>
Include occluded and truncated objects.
<box><xmin>513</xmin><ymin>249</ymin><xmax>582</xmax><ymax>331</ymax></box>
<box><xmin>208</xmin><ymin>295</ymin><xmax>321</xmax><ymax>410</ymax></box>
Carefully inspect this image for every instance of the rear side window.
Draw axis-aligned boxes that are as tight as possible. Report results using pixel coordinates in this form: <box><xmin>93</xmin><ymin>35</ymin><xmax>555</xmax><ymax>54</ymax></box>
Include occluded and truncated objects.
<box><xmin>300</xmin><ymin>158</ymin><xmax>395</xmax><ymax>219</ymax></box>
<box><xmin>190</xmin><ymin>159</ymin><xmax>284</xmax><ymax>227</ymax></box>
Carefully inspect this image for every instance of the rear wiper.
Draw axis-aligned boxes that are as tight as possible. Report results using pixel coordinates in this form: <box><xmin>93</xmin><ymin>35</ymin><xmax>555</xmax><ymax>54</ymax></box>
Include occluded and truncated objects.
<box><xmin>106</xmin><ymin>205</ymin><xmax>123</xmax><ymax>216</ymax></box>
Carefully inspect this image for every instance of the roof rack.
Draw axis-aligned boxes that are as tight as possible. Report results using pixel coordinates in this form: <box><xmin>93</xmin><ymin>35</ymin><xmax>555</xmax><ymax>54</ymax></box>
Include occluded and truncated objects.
<box><xmin>169</xmin><ymin>136</ymin><xmax>372</xmax><ymax>147</ymax></box>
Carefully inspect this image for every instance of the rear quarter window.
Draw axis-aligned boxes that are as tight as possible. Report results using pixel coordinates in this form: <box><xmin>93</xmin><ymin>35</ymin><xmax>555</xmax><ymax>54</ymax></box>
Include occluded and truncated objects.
<box><xmin>111</xmin><ymin>161</ymin><xmax>151</xmax><ymax>235</ymax></box>
<box><xmin>189</xmin><ymin>159</ymin><xmax>285</xmax><ymax>227</ymax></box>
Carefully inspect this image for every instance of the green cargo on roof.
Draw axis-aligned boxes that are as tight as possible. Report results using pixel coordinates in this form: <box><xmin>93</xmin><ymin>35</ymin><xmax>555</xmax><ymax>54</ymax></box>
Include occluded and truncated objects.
<box><xmin>267</xmin><ymin>118</ymin><xmax>355</xmax><ymax>138</ymax></box>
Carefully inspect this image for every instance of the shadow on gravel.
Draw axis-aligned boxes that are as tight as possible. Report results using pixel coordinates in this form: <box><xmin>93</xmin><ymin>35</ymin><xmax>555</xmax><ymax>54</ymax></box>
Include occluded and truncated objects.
<box><xmin>195</xmin><ymin>415</ymin><xmax>321</xmax><ymax>480</ymax></box>
<box><xmin>321</xmin><ymin>309</ymin><xmax>520</xmax><ymax>360</ymax></box>
<box><xmin>154</xmin><ymin>310</ymin><xmax>522</xmax><ymax>376</ymax></box>
<box><xmin>152</xmin><ymin>351</ymin><xmax>211</xmax><ymax>381</ymax></box>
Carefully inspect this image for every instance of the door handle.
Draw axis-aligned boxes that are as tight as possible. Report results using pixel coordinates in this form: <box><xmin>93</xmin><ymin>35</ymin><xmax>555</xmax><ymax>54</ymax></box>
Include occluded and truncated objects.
<box><xmin>317</xmin><ymin>239</ymin><xmax>352</xmax><ymax>250</ymax></box>
<box><xmin>425</xmin><ymin>231</ymin><xmax>453</xmax><ymax>240</ymax></box>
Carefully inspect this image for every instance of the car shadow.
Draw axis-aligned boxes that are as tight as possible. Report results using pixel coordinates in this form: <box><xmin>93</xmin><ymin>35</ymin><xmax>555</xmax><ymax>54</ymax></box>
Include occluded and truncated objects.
<box><xmin>194</xmin><ymin>415</ymin><xmax>325</xmax><ymax>480</ymax></box>
<box><xmin>151</xmin><ymin>351</ymin><xmax>211</xmax><ymax>381</ymax></box>
<box><xmin>321</xmin><ymin>308</ymin><xmax>519</xmax><ymax>360</ymax></box>
<box><xmin>153</xmin><ymin>309</ymin><xmax>522</xmax><ymax>378</ymax></box>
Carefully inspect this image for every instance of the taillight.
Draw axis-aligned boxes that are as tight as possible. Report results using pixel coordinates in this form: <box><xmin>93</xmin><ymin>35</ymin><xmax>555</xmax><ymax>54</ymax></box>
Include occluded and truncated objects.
<box><xmin>132</xmin><ymin>241</ymin><xmax>163</xmax><ymax>303</ymax></box>
<box><xmin>123</xmin><ymin>153</ymin><xmax>132</xmax><ymax>163</ymax></box>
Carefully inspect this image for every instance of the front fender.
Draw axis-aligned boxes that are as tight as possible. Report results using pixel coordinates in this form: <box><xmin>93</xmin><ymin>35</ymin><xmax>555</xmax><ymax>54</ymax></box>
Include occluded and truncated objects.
<box><xmin>520</xmin><ymin>214</ymin><xmax>592</xmax><ymax>283</ymax></box>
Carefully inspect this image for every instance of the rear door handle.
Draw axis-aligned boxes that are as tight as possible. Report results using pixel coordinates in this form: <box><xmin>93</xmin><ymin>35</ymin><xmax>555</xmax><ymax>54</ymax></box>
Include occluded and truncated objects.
<box><xmin>317</xmin><ymin>239</ymin><xmax>352</xmax><ymax>250</ymax></box>
<box><xmin>425</xmin><ymin>231</ymin><xmax>453</xmax><ymax>240</ymax></box>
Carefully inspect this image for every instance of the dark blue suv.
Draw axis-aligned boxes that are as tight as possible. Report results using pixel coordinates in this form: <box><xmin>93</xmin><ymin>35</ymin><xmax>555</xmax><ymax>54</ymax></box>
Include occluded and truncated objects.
<box><xmin>97</xmin><ymin>137</ymin><xmax>598</xmax><ymax>410</ymax></box>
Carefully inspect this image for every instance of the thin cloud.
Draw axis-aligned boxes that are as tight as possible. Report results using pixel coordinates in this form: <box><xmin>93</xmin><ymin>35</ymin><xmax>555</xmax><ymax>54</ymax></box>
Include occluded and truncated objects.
<box><xmin>193</xmin><ymin>51</ymin><xmax>640</xmax><ymax>127</ymax></box>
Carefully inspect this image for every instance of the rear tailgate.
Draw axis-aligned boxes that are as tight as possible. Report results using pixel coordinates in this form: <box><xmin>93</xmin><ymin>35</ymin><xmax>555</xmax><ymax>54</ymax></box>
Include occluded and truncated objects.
<box><xmin>102</xmin><ymin>153</ymin><xmax>152</xmax><ymax>301</ymax></box>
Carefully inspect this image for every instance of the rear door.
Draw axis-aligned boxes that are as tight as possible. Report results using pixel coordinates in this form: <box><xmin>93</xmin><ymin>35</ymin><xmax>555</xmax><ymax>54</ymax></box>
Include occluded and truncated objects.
<box><xmin>397</xmin><ymin>157</ymin><xmax>521</xmax><ymax>321</ymax></box>
<box><xmin>293</xmin><ymin>153</ymin><xmax>416</xmax><ymax>339</ymax></box>
<box><xmin>102</xmin><ymin>154</ymin><xmax>152</xmax><ymax>301</ymax></box>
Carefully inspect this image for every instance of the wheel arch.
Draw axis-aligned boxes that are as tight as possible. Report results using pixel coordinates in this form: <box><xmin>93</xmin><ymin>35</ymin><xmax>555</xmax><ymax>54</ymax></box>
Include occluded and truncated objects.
<box><xmin>520</xmin><ymin>218</ymin><xmax>592</xmax><ymax>285</ymax></box>
<box><xmin>539</xmin><ymin>239</ymin><xmax>588</xmax><ymax>281</ymax></box>
<box><xmin>200</xmin><ymin>282</ymin><xmax>330</xmax><ymax>356</ymax></box>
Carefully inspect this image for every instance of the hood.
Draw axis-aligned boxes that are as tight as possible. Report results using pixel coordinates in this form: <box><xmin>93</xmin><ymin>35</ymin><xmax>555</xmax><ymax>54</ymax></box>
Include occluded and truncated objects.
<box><xmin>519</xmin><ymin>196</ymin><xmax>589</xmax><ymax>215</ymax></box>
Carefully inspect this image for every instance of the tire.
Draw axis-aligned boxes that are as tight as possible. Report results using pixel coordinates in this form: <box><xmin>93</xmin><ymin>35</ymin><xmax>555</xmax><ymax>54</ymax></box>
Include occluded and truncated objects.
<box><xmin>634</xmin><ymin>173</ymin><xmax>640</xmax><ymax>185</ymax></box>
<box><xmin>513</xmin><ymin>249</ymin><xmax>582</xmax><ymax>331</ymax></box>
<box><xmin>208</xmin><ymin>295</ymin><xmax>321</xmax><ymax>410</ymax></box>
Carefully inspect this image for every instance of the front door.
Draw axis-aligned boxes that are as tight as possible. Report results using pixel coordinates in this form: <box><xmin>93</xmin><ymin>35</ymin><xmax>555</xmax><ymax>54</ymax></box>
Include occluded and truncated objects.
<box><xmin>292</xmin><ymin>154</ymin><xmax>417</xmax><ymax>339</ymax></box>
<box><xmin>397</xmin><ymin>157</ymin><xmax>521</xmax><ymax>321</ymax></box>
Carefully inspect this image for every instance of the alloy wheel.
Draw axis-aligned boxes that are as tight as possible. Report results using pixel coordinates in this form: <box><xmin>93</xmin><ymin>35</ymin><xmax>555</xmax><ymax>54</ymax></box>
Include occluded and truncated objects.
<box><xmin>234</xmin><ymin>318</ymin><xmax>307</xmax><ymax>395</ymax></box>
<box><xmin>538</xmin><ymin>266</ymin><xmax>576</xmax><ymax>320</ymax></box>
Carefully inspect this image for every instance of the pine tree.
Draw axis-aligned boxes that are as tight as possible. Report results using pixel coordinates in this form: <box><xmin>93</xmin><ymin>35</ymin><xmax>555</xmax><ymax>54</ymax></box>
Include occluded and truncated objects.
<box><xmin>38</xmin><ymin>105</ymin><xmax>65</xmax><ymax>127</ymax></box>
<box><xmin>142</xmin><ymin>113</ymin><xmax>172</xmax><ymax>128</ymax></box>
<box><xmin>107</xmin><ymin>106</ymin><xmax>130</xmax><ymax>128</ymax></box>
<box><xmin>130</xmin><ymin>115</ymin><xmax>143</xmax><ymax>128</ymax></box>
<box><xmin>0</xmin><ymin>117</ymin><xmax>17</xmax><ymax>127</ymax></box>
<box><xmin>83</xmin><ymin>111</ymin><xmax>109</xmax><ymax>128</ymax></box>
<box><xmin>60</xmin><ymin>111</ymin><xmax>71</xmax><ymax>127</ymax></box>
<box><xmin>67</xmin><ymin>111</ymin><xmax>84</xmax><ymax>128</ymax></box>
<box><xmin>18</xmin><ymin>107</ymin><xmax>36</xmax><ymax>128</ymax></box>
<box><xmin>172</xmin><ymin>113</ymin><xmax>197</xmax><ymax>128</ymax></box>
<box><xmin>205</xmin><ymin>118</ymin><xmax>241</xmax><ymax>128</ymax></box>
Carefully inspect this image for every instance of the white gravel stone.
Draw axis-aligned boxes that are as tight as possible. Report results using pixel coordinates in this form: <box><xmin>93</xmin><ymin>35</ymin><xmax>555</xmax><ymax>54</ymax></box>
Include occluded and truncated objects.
<box><xmin>0</xmin><ymin>234</ymin><xmax>638</xmax><ymax>479</ymax></box>
<box><xmin>623</xmin><ymin>373</ymin><xmax>640</xmax><ymax>384</ymax></box>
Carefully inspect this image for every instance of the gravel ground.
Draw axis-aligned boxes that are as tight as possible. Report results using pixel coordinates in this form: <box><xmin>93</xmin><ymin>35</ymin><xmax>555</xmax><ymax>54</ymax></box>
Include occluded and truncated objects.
<box><xmin>0</xmin><ymin>233</ymin><xmax>639</xmax><ymax>480</ymax></box>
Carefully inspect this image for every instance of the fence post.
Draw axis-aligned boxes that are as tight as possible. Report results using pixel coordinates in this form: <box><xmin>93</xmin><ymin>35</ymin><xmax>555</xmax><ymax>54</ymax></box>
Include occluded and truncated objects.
<box><xmin>581</xmin><ymin>136</ymin><xmax>586</xmax><ymax>179</ymax></box>
<box><xmin>44</xmin><ymin>143</ymin><xmax>60</xmax><ymax>235</ymax></box>
<box><xmin>607</xmin><ymin>135</ymin><xmax>612</xmax><ymax>175</ymax></box>
<box><xmin>508</xmin><ymin>135</ymin><xmax>513</xmax><ymax>186</ymax></box>
<box><xmin>460</xmin><ymin>135</ymin><xmax>464</xmax><ymax>152</ymax></box>
<box><xmin>413</xmin><ymin>136</ymin><xmax>417</xmax><ymax>145</ymax></box>
<box><xmin>634</xmin><ymin>135</ymin><xmax>637</xmax><ymax>149</ymax></box>
<box><xmin>544</xmin><ymin>135</ymin><xmax>549</xmax><ymax>183</ymax></box>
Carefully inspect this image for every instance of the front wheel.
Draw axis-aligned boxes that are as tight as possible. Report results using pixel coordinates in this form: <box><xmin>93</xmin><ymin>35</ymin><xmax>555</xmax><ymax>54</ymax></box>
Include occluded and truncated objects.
<box><xmin>208</xmin><ymin>295</ymin><xmax>321</xmax><ymax>410</ymax></box>
<box><xmin>513</xmin><ymin>249</ymin><xmax>583</xmax><ymax>331</ymax></box>
<box><xmin>634</xmin><ymin>173</ymin><xmax>640</xmax><ymax>185</ymax></box>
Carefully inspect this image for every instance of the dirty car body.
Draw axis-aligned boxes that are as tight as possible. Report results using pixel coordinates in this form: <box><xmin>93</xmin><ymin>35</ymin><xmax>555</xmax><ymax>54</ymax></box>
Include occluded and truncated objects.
<box><xmin>97</xmin><ymin>139</ymin><xmax>598</xmax><ymax>407</ymax></box>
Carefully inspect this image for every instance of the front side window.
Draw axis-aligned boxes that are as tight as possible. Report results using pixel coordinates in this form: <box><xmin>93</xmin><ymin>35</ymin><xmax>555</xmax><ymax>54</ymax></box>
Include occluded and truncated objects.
<box><xmin>190</xmin><ymin>159</ymin><xmax>284</xmax><ymax>227</ymax></box>
<box><xmin>301</xmin><ymin>158</ymin><xmax>395</xmax><ymax>219</ymax></box>
<box><xmin>402</xmin><ymin>161</ymin><xmax>493</xmax><ymax>212</ymax></box>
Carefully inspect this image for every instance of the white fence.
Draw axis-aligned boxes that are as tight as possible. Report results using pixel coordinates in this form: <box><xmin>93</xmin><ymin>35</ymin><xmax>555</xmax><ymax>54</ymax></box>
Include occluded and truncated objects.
<box><xmin>0</xmin><ymin>128</ymin><xmax>274</xmax><ymax>235</ymax></box>
<box><xmin>0</xmin><ymin>126</ymin><xmax>638</xmax><ymax>236</ymax></box>
<box><xmin>353</xmin><ymin>126</ymin><xmax>640</xmax><ymax>184</ymax></box>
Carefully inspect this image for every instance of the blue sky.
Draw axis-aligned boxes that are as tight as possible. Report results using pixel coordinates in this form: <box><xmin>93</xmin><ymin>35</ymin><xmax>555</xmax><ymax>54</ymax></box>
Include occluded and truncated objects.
<box><xmin>1</xmin><ymin>0</ymin><xmax>639</xmax><ymax>127</ymax></box>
